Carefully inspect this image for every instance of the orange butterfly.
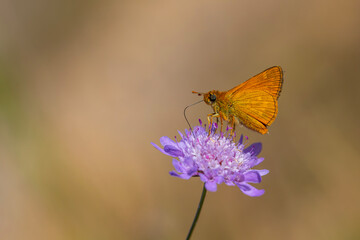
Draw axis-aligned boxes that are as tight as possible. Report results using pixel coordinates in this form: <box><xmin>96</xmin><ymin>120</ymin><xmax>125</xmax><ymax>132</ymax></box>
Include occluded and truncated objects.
<box><xmin>193</xmin><ymin>66</ymin><xmax>283</xmax><ymax>135</ymax></box>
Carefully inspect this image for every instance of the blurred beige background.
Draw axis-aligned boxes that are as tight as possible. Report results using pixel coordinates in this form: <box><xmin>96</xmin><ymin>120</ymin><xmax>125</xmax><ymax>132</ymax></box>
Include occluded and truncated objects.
<box><xmin>1</xmin><ymin>0</ymin><xmax>360</xmax><ymax>239</ymax></box>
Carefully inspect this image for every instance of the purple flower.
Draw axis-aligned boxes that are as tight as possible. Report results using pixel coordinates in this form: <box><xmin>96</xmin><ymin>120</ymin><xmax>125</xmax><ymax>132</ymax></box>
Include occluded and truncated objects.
<box><xmin>151</xmin><ymin>121</ymin><xmax>269</xmax><ymax>197</ymax></box>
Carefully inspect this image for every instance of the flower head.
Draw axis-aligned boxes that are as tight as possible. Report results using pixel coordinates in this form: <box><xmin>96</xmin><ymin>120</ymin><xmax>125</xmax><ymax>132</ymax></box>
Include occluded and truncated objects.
<box><xmin>151</xmin><ymin>120</ymin><xmax>269</xmax><ymax>197</ymax></box>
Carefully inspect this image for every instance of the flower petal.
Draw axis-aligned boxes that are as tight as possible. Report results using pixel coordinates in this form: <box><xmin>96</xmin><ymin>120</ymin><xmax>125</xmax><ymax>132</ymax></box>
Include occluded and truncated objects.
<box><xmin>169</xmin><ymin>171</ymin><xmax>192</xmax><ymax>179</ymax></box>
<box><xmin>225</xmin><ymin>181</ymin><xmax>235</xmax><ymax>186</ymax></box>
<box><xmin>215</xmin><ymin>176</ymin><xmax>224</xmax><ymax>184</ymax></box>
<box><xmin>186</xmin><ymin>167</ymin><xmax>198</xmax><ymax>176</ymax></box>
<box><xmin>177</xmin><ymin>130</ymin><xmax>184</xmax><ymax>139</ymax></box>
<box><xmin>238</xmin><ymin>134</ymin><xmax>244</xmax><ymax>145</ymax></box>
<box><xmin>180</xmin><ymin>157</ymin><xmax>196</xmax><ymax>175</ymax></box>
<box><xmin>236</xmin><ymin>183</ymin><xmax>265</xmax><ymax>197</ymax></box>
<box><xmin>244</xmin><ymin>142</ymin><xmax>262</xmax><ymax>156</ymax></box>
<box><xmin>160</xmin><ymin>136</ymin><xmax>176</xmax><ymax>147</ymax></box>
<box><xmin>180</xmin><ymin>174</ymin><xmax>193</xmax><ymax>180</ymax></box>
<box><xmin>257</xmin><ymin>169</ymin><xmax>269</xmax><ymax>176</ymax></box>
<box><xmin>183</xmin><ymin>157</ymin><xmax>194</xmax><ymax>165</ymax></box>
<box><xmin>250</xmin><ymin>157</ymin><xmax>264</xmax><ymax>167</ymax></box>
<box><xmin>172</xmin><ymin>159</ymin><xmax>183</xmax><ymax>173</ymax></box>
<box><xmin>164</xmin><ymin>145</ymin><xmax>184</xmax><ymax>157</ymax></box>
<box><xmin>199</xmin><ymin>173</ymin><xmax>208</xmax><ymax>182</ymax></box>
<box><xmin>169</xmin><ymin>171</ymin><xmax>181</xmax><ymax>177</ymax></box>
<box><xmin>205</xmin><ymin>181</ymin><xmax>218</xmax><ymax>192</ymax></box>
<box><xmin>151</xmin><ymin>142</ymin><xmax>168</xmax><ymax>155</ymax></box>
<box><xmin>244</xmin><ymin>171</ymin><xmax>262</xmax><ymax>183</ymax></box>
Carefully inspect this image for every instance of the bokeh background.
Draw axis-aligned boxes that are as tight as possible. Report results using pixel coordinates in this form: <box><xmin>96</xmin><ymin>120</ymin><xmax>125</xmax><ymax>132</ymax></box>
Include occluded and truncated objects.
<box><xmin>1</xmin><ymin>0</ymin><xmax>360</xmax><ymax>239</ymax></box>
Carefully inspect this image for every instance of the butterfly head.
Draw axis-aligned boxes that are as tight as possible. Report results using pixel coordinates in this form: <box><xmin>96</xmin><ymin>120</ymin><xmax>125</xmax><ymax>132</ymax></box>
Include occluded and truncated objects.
<box><xmin>192</xmin><ymin>90</ymin><xmax>219</xmax><ymax>106</ymax></box>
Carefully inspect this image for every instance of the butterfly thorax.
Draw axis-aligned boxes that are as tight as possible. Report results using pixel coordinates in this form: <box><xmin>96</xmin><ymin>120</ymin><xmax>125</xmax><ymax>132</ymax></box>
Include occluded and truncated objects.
<box><xmin>203</xmin><ymin>90</ymin><xmax>233</xmax><ymax>121</ymax></box>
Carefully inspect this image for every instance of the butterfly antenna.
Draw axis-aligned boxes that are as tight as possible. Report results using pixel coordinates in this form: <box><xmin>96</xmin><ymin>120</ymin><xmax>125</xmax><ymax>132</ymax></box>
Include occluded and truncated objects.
<box><xmin>192</xmin><ymin>91</ymin><xmax>204</xmax><ymax>96</ymax></box>
<box><xmin>184</xmin><ymin>100</ymin><xmax>203</xmax><ymax>131</ymax></box>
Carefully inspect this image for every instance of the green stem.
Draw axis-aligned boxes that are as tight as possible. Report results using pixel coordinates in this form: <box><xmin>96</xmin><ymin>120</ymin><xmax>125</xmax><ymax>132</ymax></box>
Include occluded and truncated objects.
<box><xmin>186</xmin><ymin>184</ymin><xmax>207</xmax><ymax>240</ymax></box>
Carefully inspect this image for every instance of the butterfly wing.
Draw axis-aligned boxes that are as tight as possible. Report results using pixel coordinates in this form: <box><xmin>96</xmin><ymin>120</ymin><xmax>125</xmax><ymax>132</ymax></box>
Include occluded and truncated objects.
<box><xmin>226</xmin><ymin>66</ymin><xmax>283</xmax><ymax>100</ymax></box>
<box><xmin>226</xmin><ymin>66</ymin><xmax>283</xmax><ymax>134</ymax></box>
<box><xmin>230</xmin><ymin>90</ymin><xmax>278</xmax><ymax>134</ymax></box>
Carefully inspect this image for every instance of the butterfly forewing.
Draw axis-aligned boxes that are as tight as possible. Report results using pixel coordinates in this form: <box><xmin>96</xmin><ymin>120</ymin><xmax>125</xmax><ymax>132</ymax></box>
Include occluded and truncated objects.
<box><xmin>226</xmin><ymin>66</ymin><xmax>283</xmax><ymax>100</ymax></box>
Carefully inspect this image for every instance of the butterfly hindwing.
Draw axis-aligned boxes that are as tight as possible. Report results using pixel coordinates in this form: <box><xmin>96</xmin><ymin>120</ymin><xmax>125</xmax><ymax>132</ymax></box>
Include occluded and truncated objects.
<box><xmin>230</xmin><ymin>90</ymin><xmax>278</xmax><ymax>134</ymax></box>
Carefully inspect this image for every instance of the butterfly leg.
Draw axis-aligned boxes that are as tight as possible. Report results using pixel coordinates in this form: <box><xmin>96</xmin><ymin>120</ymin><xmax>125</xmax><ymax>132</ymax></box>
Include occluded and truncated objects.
<box><xmin>230</xmin><ymin>116</ymin><xmax>236</xmax><ymax>137</ymax></box>
<box><xmin>220</xmin><ymin>117</ymin><xmax>223</xmax><ymax>134</ymax></box>
<box><xmin>207</xmin><ymin>113</ymin><xmax>219</xmax><ymax>135</ymax></box>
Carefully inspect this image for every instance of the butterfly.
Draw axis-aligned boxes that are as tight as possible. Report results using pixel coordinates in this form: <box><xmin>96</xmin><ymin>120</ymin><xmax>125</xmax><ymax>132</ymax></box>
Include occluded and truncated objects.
<box><xmin>193</xmin><ymin>66</ymin><xmax>283</xmax><ymax>135</ymax></box>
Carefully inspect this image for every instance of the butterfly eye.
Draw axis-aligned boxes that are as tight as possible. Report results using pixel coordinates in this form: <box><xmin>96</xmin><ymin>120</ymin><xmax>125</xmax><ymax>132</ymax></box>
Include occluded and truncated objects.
<box><xmin>209</xmin><ymin>94</ymin><xmax>216</xmax><ymax>102</ymax></box>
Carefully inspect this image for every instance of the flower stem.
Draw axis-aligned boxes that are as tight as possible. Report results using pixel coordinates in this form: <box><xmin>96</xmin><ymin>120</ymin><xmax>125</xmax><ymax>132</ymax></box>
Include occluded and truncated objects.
<box><xmin>186</xmin><ymin>184</ymin><xmax>207</xmax><ymax>240</ymax></box>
